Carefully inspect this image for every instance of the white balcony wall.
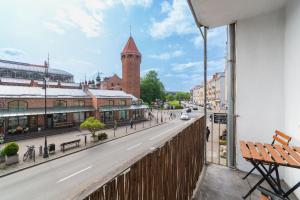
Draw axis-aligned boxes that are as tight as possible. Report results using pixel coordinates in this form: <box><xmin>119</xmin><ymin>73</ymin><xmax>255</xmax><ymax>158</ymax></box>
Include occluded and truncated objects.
<box><xmin>284</xmin><ymin>0</ymin><xmax>300</xmax><ymax>197</ymax></box>
<box><xmin>235</xmin><ymin>9</ymin><xmax>285</xmax><ymax>171</ymax></box>
<box><xmin>235</xmin><ymin>2</ymin><xmax>300</xmax><ymax>197</ymax></box>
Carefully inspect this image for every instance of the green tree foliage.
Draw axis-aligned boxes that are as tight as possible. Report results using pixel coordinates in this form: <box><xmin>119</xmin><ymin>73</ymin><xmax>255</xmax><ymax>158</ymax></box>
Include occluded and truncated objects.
<box><xmin>175</xmin><ymin>92</ymin><xmax>191</xmax><ymax>101</ymax></box>
<box><xmin>80</xmin><ymin>117</ymin><xmax>105</xmax><ymax>137</ymax></box>
<box><xmin>166</xmin><ymin>93</ymin><xmax>175</xmax><ymax>101</ymax></box>
<box><xmin>140</xmin><ymin>70</ymin><xmax>165</xmax><ymax>104</ymax></box>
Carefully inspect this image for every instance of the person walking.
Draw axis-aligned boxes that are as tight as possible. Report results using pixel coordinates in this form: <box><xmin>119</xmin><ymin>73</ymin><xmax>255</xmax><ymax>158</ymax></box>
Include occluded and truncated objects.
<box><xmin>130</xmin><ymin>118</ymin><xmax>133</xmax><ymax>129</ymax></box>
<box><xmin>206</xmin><ymin>126</ymin><xmax>210</xmax><ymax>142</ymax></box>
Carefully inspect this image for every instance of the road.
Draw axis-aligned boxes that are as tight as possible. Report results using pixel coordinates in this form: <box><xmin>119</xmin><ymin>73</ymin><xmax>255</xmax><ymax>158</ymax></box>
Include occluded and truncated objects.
<box><xmin>0</xmin><ymin>112</ymin><xmax>201</xmax><ymax>200</ymax></box>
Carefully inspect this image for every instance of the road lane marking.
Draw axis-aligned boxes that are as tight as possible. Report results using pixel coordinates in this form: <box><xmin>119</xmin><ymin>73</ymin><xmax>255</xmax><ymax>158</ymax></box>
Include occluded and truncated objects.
<box><xmin>56</xmin><ymin>166</ymin><xmax>92</xmax><ymax>183</ymax></box>
<box><xmin>127</xmin><ymin>143</ymin><xmax>142</xmax><ymax>151</ymax></box>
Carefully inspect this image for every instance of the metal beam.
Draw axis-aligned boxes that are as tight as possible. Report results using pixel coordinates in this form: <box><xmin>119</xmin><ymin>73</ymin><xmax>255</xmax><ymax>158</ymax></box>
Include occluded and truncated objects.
<box><xmin>227</xmin><ymin>23</ymin><xmax>236</xmax><ymax>168</ymax></box>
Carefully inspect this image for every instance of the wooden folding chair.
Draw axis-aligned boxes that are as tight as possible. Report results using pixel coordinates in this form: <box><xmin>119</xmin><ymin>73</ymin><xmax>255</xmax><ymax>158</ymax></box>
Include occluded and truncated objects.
<box><xmin>242</xmin><ymin>130</ymin><xmax>292</xmax><ymax>180</ymax></box>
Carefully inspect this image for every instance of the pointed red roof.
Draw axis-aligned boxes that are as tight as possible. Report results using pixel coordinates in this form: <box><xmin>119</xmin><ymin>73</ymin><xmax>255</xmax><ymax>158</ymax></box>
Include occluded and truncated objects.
<box><xmin>121</xmin><ymin>36</ymin><xmax>141</xmax><ymax>56</ymax></box>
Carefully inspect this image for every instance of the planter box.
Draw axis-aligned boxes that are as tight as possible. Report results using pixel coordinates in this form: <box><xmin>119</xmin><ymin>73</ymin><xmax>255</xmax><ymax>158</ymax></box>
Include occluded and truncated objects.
<box><xmin>0</xmin><ymin>156</ymin><xmax>5</xmax><ymax>163</ymax></box>
<box><xmin>6</xmin><ymin>154</ymin><xmax>19</xmax><ymax>165</ymax></box>
<box><xmin>91</xmin><ymin>136</ymin><xmax>98</xmax><ymax>142</ymax></box>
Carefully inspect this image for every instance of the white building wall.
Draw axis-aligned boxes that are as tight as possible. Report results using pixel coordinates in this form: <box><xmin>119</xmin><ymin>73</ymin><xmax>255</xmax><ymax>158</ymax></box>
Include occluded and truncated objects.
<box><xmin>235</xmin><ymin>9</ymin><xmax>285</xmax><ymax>172</ymax></box>
<box><xmin>284</xmin><ymin>0</ymin><xmax>300</xmax><ymax>197</ymax></box>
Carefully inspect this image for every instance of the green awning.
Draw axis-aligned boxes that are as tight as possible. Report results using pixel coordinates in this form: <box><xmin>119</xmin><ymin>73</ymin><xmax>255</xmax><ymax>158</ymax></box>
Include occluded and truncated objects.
<box><xmin>99</xmin><ymin>104</ymin><xmax>149</xmax><ymax>112</ymax></box>
<box><xmin>0</xmin><ymin>106</ymin><xmax>95</xmax><ymax>117</ymax></box>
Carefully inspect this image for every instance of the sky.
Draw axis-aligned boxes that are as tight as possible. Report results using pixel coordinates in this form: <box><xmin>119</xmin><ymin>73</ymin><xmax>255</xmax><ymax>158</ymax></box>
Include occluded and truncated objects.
<box><xmin>0</xmin><ymin>0</ymin><xmax>226</xmax><ymax>92</ymax></box>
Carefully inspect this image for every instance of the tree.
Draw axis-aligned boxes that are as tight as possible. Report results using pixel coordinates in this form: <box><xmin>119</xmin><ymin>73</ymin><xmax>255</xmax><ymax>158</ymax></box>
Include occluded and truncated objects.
<box><xmin>166</xmin><ymin>93</ymin><xmax>175</xmax><ymax>101</ymax></box>
<box><xmin>80</xmin><ymin>117</ymin><xmax>105</xmax><ymax>137</ymax></box>
<box><xmin>140</xmin><ymin>70</ymin><xmax>165</xmax><ymax>104</ymax></box>
<box><xmin>175</xmin><ymin>92</ymin><xmax>191</xmax><ymax>101</ymax></box>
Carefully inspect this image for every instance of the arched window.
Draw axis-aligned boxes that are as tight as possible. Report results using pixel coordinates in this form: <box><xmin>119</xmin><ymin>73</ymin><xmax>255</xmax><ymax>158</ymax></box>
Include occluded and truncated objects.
<box><xmin>8</xmin><ymin>100</ymin><xmax>28</xmax><ymax>111</ymax></box>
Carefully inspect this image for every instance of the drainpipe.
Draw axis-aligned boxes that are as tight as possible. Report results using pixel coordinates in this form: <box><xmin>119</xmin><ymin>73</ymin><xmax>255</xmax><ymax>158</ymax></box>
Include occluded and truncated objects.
<box><xmin>227</xmin><ymin>23</ymin><xmax>236</xmax><ymax>168</ymax></box>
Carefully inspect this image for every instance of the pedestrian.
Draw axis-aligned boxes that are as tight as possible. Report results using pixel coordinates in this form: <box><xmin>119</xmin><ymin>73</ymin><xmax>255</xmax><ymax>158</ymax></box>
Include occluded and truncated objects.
<box><xmin>206</xmin><ymin>126</ymin><xmax>210</xmax><ymax>142</ymax></box>
<box><xmin>114</xmin><ymin>120</ymin><xmax>117</xmax><ymax>130</ymax></box>
<box><xmin>170</xmin><ymin>112</ymin><xmax>172</xmax><ymax>119</ymax></box>
<box><xmin>130</xmin><ymin>118</ymin><xmax>133</xmax><ymax>129</ymax></box>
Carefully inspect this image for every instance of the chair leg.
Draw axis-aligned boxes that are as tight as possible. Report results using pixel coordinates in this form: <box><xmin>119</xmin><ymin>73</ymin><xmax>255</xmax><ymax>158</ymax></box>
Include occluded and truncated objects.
<box><xmin>243</xmin><ymin>166</ymin><xmax>256</xmax><ymax>180</ymax></box>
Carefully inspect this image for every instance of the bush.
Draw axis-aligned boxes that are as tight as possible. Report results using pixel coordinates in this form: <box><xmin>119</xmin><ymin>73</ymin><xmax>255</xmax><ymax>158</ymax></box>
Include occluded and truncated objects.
<box><xmin>3</xmin><ymin>142</ymin><xmax>19</xmax><ymax>156</ymax></box>
<box><xmin>0</xmin><ymin>149</ymin><xmax>5</xmax><ymax>157</ymax></box>
<box><xmin>168</xmin><ymin>101</ymin><xmax>183</xmax><ymax>109</ymax></box>
<box><xmin>98</xmin><ymin>133</ymin><xmax>108</xmax><ymax>141</ymax></box>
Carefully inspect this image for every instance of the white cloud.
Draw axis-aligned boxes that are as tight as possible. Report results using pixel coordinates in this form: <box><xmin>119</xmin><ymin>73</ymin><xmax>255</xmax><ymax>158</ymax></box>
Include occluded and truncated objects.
<box><xmin>149</xmin><ymin>50</ymin><xmax>184</xmax><ymax>60</ymax></box>
<box><xmin>172</xmin><ymin>61</ymin><xmax>201</xmax><ymax>72</ymax></box>
<box><xmin>150</xmin><ymin>0</ymin><xmax>196</xmax><ymax>39</ymax></box>
<box><xmin>160</xmin><ymin>1</ymin><xmax>171</xmax><ymax>13</ymax></box>
<box><xmin>0</xmin><ymin>48</ymin><xmax>25</xmax><ymax>58</ymax></box>
<box><xmin>192</xmin><ymin>27</ymin><xmax>227</xmax><ymax>48</ymax></box>
<box><xmin>44</xmin><ymin>22</ymin><xmax>65</xmax><ymax>34</ymax></box>
<box><xmin>45</xmin><ymin>0</ymin><xmax>153</xmax><ymax>38</ymax></box>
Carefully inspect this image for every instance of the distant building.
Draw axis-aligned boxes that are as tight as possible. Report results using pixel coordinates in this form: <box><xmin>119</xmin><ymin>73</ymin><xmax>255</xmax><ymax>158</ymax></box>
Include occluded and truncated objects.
<box><xmin>0</xmin><ymin>36</ymin><xmax>147</xmax><ymax>141</ymax></box>
<box><xmin>191</xmin><ymin>72</ymin><xmax>226</xmax><ymax>109</ymax></box>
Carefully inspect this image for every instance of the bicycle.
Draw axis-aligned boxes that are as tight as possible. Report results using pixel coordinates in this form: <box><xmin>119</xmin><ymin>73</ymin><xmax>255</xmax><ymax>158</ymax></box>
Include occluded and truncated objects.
<box><xmin>23</xmin><ymin>145</ymin><xmax>35</xmax><ymax>162</ymax></box>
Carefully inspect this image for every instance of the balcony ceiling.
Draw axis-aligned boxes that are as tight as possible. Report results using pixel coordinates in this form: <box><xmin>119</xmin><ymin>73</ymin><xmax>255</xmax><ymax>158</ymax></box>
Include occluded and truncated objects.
<box><xmin>188</xmin><ymin>0</ymin><xmax>287</xmax><ymax>27</ymax></box>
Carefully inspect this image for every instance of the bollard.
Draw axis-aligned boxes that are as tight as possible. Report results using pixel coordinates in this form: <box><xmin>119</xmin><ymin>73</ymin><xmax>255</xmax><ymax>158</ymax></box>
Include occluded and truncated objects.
<box><xmin>39</xmin><ymin>145</ymin><xmax>43</xmax><ymax>156</ymax></box>
<box><xmin>85</xmin><ymin>135</ymin><xmax>87</xmax><ymax>146</ymax></box>
<box><xmin>135</xmin><ymin>124</ymin><xmax>136</xmax><ymax>130</ymax></box>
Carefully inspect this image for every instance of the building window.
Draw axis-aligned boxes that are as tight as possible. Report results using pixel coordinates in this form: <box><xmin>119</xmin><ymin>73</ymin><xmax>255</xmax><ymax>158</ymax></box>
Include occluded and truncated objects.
<box><xmin>8</xmin><ymin>100</ymin><xmax>28</xmax><ymax>111</ymax></box>
<box><xmin>53</xmin><ymin>113</ymin><xmax>67</xmax><ymax>123</ymax></box>
<box><xmin>120</xmin><ymin>100</ymin><xmax>126</xmax><ymax>105</ymax></box>
<box><xmin>76</xmin><ymin>100</ymin><xmax>85</xmax><ymax>107</ymax></box>
<box><xmin>119</xmin><ymin>110</ymin><xmax>127</xmax><ymax>120</ymax></box>
<box><xmin>54</xmin><ymin>100</ymin><xmax>67</xmax><ymax>107</ymax></box>
<box><xmin>109</xmin><ymin>100</ymin><xmax>114</xmax><ymax>105</ymax></box>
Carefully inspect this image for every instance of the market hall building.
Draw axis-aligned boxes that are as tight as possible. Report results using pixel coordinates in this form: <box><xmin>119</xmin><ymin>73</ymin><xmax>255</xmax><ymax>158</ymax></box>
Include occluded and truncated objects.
<box><xmin>0</xmin><ymin>36</ymin><xmax>147</xmax><ymax>141</ymax></box>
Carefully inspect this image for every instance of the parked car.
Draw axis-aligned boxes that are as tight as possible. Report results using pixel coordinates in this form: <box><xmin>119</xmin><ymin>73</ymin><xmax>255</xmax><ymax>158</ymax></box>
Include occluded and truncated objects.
<box><xmin>180</xmin><ymin>113</ymin><xmax>190</xmax><ymax>120</ymax></box>
<box><xmin>186</xmin><ymin>108</ymin><xmax>192</xmax><ymax>113</ymax></box>
<box><xmin>193</xmin><ymin>107</ymin><xmax>198</xmax><ymax>110</ymax></box>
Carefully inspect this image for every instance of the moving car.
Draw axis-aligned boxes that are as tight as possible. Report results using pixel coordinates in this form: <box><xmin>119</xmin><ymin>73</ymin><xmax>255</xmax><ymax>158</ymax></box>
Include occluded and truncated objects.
<box><xmin>193</xmin><ymin>107</ymin><xmax>198</xmax><ymax>110</ymax></box>
<box><xmin>180</xmin><ymin>113</ymin><xmax>190</xmax><ymax>120</ymax></box>
<box><xmin>186</xmin><ymin>108</ymin><xmax>192</xmax><ymax>113</ymax></box>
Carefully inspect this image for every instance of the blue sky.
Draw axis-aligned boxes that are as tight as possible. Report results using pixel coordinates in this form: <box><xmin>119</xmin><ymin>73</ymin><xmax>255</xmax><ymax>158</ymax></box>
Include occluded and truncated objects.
<box><xmin>0</xmin><ymin>0</ymin><xmax>226</xmax><ymax>92</ymax></box>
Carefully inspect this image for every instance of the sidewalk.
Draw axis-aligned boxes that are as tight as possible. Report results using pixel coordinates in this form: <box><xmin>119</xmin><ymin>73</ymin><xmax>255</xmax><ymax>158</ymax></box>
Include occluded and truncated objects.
<box><xmin>0</xmin><ymin>109</ymin><xmax>179</xmax><ymax>177</ymax></box>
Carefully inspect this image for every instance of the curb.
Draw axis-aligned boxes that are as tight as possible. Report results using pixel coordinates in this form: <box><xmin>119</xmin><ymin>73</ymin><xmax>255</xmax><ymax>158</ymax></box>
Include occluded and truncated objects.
<box><xmin>0</xmin><ymin>121</ymin><xmax>168</xmax><ymax>178</ymax></box>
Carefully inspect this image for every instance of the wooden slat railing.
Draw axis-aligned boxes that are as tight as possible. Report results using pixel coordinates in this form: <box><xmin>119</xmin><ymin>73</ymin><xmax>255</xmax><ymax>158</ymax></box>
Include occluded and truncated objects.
<box><xmin>82</xmin><ymin>117</ymin><xmax>205</xmax><ymax>200</ymax></box>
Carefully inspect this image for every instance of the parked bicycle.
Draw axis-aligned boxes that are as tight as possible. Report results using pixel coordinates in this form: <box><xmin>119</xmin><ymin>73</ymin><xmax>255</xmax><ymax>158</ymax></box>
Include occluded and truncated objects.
<box><xmin>23</xmin><ymin>145</ymin><xmax>35</xmax><ymax>162</ymax></box>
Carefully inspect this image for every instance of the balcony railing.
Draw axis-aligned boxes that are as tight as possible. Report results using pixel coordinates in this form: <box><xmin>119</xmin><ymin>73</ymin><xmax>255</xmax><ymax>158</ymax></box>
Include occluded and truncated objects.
<box><xmin>72</xmin><ymin>116</ymin><xmax>205</xmax><ymax>200</ymax></box>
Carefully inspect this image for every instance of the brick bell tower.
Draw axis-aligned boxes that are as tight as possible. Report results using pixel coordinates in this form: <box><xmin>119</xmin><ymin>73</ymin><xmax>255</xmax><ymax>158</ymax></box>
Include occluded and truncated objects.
<box><xmin>121</xmin><ymin>36</ymin><xmax>141</xmax><ymax>98</ymax></box>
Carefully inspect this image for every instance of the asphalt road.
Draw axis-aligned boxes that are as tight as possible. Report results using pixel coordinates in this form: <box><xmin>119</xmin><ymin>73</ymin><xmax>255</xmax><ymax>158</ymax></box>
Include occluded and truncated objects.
<box><xmin>0</xmin><ymin>112</ymin><xmax>201</xmax><ymax>200</ymax></box>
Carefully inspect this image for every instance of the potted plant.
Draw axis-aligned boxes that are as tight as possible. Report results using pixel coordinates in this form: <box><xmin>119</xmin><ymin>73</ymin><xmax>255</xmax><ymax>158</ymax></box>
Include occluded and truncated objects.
<box><xmin>0</xmin><ymin>149</ymin><xmax>5</xmax><ymax>163</ymax></box>
<box><xmin>80</xmin><ymin>117</ymin><xmax>105</xmax><ymax>142</ymax></box>
<box><xmin>98</xmin><ymin>132</ymin><xmax>108</xmax><ymax>141</ymax></box>
<box><xmin>3</xmin><ymin>142</ymin><xmax>19</xmax><ymax>165</ymax></box>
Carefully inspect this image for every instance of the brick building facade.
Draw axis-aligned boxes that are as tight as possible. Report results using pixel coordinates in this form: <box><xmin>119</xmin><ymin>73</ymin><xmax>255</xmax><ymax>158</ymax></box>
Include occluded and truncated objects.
<box><xmin>101</xmin><ymin>36</ymin><xmax>141</xmax><ymax>98</ymax></box>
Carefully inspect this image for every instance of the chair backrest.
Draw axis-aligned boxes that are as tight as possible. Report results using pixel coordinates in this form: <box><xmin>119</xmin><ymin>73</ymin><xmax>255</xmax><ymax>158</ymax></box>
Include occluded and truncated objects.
<box><xmin>272</xmin><ymin>130</ymin><xmax>292</xmax><ymax>146</ymax></box>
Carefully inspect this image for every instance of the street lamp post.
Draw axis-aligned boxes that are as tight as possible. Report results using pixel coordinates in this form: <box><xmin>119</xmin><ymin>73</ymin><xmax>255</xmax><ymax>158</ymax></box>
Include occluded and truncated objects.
<box><xmin>43</xmin><ymin>62</ymin><xmax>49</xmax><ymax>158</ymax></box>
